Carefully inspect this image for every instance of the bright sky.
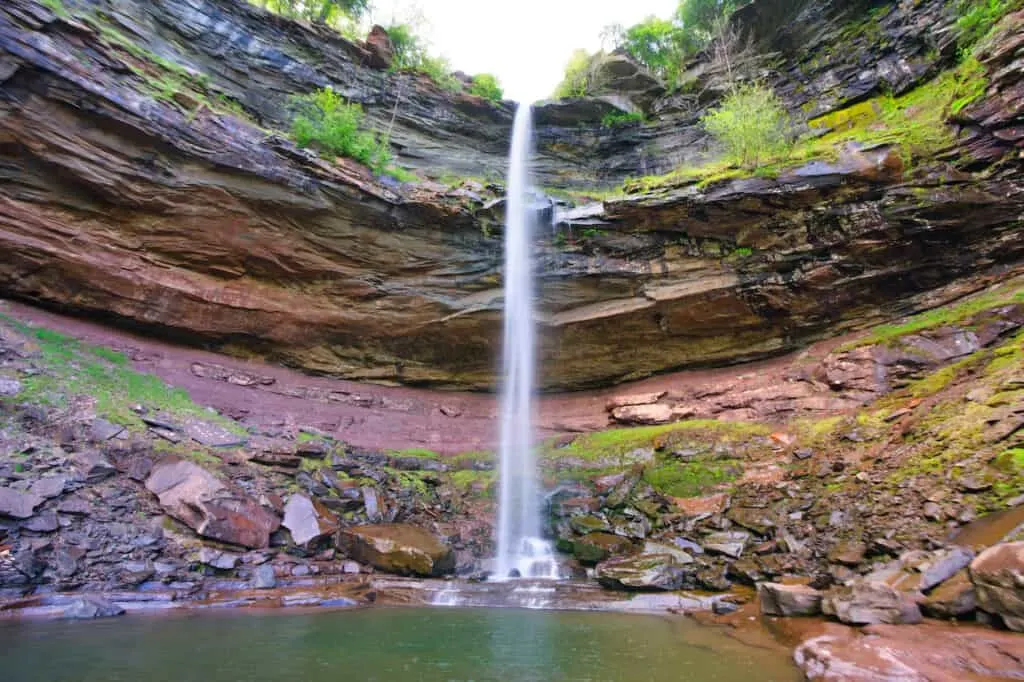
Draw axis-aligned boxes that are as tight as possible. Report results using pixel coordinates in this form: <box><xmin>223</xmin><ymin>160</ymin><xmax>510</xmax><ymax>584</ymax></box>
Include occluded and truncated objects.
<box><xmin>367</xmin><ymin>1</ymin><xmax>678</xmax><ymax>102</ymax></box>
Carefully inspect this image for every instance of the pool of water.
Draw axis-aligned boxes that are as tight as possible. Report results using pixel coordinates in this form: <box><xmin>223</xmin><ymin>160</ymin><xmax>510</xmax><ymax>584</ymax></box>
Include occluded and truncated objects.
<box><xmin>0</xmin><ymin>607</ymin><xmax>800</xmax><ymax>682</ymax></box>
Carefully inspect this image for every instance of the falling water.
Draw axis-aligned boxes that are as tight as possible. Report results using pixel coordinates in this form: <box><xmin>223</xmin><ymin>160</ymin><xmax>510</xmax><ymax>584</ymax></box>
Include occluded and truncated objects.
<box><xmin>493</xmin><ymin>104</ymin><xmax>560</xmax><ymax>581</ymax></box>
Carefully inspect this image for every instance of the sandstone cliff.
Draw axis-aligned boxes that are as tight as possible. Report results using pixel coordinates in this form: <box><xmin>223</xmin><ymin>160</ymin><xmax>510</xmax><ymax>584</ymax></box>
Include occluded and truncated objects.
<box><xmin>0</xmin><ymin>0</ymin><xmax>1021</xmax><ymax>389</ymax></box>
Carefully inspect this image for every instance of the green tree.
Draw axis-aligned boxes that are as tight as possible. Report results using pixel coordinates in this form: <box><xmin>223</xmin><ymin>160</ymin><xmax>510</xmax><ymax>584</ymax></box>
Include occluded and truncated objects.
<box><xmin>468</xmin><ymin>74</ymin><xmax>504</xmax><ymax>102</ymax></box>
<box><xmin>617</xmin><ymin>16</ymin><xmax>693</xmax><ymax>85</ymax></box>
<box><xmin>553</xmin><ymin>49</ymin><xmax>602</xmax><ymax>98</ymax></box>
<box><xmin>249</xmin><ymin>0</ymin><xmax>369</xmax><ymax>24</ymax></box>
<box><xmin>676</xmin><ymin>0</ymin><xmax>743</xmax><ymax>43</ymax></box>
<box><xmin>701</xmin><ymin>82</ymin><xmax>791</xmax><ymax>167</ymax></box>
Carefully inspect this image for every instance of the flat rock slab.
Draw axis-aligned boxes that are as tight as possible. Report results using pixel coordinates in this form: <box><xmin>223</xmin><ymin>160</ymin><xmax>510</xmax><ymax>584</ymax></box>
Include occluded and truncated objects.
<box><xmin>795</xmin><ymin>622</ymin><xmax>1024</xmax><ymax>681</ymax></box>
<box><xmin>183</xmin><ymin>418</ymin><xmax>247</xmax><ymax>448</ymax></box>
<box><xmin>0</xmin><ymin>488</ymin><xmax>43</xmax><ymax>519</ymax></box>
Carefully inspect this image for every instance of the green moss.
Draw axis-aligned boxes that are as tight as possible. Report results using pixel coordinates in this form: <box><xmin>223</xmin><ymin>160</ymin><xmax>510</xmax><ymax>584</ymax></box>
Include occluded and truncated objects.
<box><xmin>41</xmin><ymin>0</ymin><xmax>69</xmax><ymax>17</ymax></box>
<box><xmin>448</xmin><ymin>469</ymin><xmax>496</xmax><ymax>498</ymax></box>
<box><xmin>1</xmin><ymin>314</ymin><xmax>242</xmax><ymax>432</ymax></box>
<box><xmin>626</xmin><ymin>57</ymin><xmax>991</xmax><ymax>195</ymax></box>
<box><xmin>793</xmin><ymin>416</ymin><xmax>845</xmax><ymax>450</ymax></box>
<box><xmin>992</xmin><ymin>449</ymin><xmax>1024</xmax><ymax>473</ymax></box>
<box><xmin>541</xmin><ymin>419</ymin><xmax>771</xmax><ymax>464</ymax></box>
<box><xmin>840</xmin><ymin>282</ymin><xmax>1024</xmax><ymax>351</ymax></box>
<box><xmin>642</xmin><ymin>460</ymin><xmax>740</xmax><ymax>498</ymax></box>
<box><xmin>387</xmin><ymin>448</ymin><xmax>440</xmax><ymax>460</ymax></box>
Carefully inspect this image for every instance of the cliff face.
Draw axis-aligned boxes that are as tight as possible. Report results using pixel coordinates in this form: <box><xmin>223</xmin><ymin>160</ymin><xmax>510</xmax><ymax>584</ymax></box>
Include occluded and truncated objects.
<box><xmin>0</xmin><ymin>0</ymin><xmax>1022</xmax><ymax>390</ymax></box>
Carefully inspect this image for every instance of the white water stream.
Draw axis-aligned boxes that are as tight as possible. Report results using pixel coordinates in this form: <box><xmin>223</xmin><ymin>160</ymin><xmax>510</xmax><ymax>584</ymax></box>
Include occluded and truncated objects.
<box><xmin>493</xmin><ymin>104</ymin><xmax>559</xmax><ymax>581</ymax></box>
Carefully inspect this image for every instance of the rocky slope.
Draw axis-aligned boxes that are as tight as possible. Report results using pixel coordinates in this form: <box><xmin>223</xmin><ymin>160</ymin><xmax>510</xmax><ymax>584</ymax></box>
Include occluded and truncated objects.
<box><xmin>0</xmin><ymin>0</ymin><xmax>1020</xmax><ymax>389</ymax></box>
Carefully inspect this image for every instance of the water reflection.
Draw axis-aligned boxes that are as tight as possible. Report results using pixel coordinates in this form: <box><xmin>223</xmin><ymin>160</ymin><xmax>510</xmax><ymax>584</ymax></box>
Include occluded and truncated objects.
<box><xmin>0</xmin><ymin>607</ymin><xmax>800</xmax><ymax>682</ymax></box>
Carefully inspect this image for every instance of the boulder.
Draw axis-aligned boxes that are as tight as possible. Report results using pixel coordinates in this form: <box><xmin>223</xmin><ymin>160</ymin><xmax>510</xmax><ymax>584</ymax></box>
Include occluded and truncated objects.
<box><xmin>282</xmin><ymin>494</ymin><xmax>340</xmax><ymax>548</ymax></box>
<box><xmin>364</xmin><ymin>25</ymin><xmax>394</xmax><ymax>69</ymax></box>
<box><xmin>337</xmin><ymin>524</ymin><xmax>454</xmax><ymax>577</ymax></box>
<box><xmin>0</xmin><ymin>488</ymin><xmax>43</xmax><ymax>519</ymax></box>
<box><xmin>63</xmin><ymin>596</ymin><xmax>125</xmax><ymax>619</ymax></box>
<box><xmin>572</xmin><ymin>532</ymin><xmax>634</xmax><ymax>565</ymax></box>
<box><xmin>970</xmin><ymin>541</ymin><xmax>1024</xmax><ymax>631</ymax></box>
<box><xmin>921</xmin><ymin>570</ymin><xmax>977</xmax><ymax>619</ymax></box>
<box><xmin>145</xmin><ymin>457</ymin><xmax>280</xmax><ymax>549</ymax></box>
<box><xmin>759</xmin><ymin>582</ymin><xmax>824</xmax><ymax>617</ymax></box>
<box><xmin>596</xmin><ymin>553</ymin><xmax>688</xmax><ymax>591</ymax></box>
<box><xmin>822</xmin><ymin>580</ymin><xmax>923</xmax><ymax>625</ymax></box>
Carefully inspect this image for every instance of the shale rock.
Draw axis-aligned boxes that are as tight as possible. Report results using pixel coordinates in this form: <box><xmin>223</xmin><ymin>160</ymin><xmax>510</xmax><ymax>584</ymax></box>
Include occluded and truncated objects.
<box><xmin>282</xmin><ymin>494</ymin><xmax>340</xmax><ymax>548</ymax></box>
<box><xmin>145</xmin><ymin>457</ymin><xmax>280</xmax><ymax>549</ymax></box>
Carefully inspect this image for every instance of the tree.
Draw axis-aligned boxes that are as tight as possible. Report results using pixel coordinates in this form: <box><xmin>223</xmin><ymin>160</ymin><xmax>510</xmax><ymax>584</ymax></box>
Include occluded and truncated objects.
<box><xmin>552</xmin><ymin>49</ymin><xmax>603</xmax><ymax>99</ymax></box>
<box><xmin>676</xmin><ymin>0</ymin><xmax>743</xmax><ymax>43</ymax></box>
<box><xmin>468</xmin><ymin>74</ymin><xmax>504</xmax><ymax>102</ymax></box>
<box><xmin>249</xmin><ymin>0</ymin><xmax>369</xmax><ymax>25</ymax></box>
<box><xmin>617</xmin><ymin>16</ymin><xmax>694</xmax><ymax>86</ymax></box>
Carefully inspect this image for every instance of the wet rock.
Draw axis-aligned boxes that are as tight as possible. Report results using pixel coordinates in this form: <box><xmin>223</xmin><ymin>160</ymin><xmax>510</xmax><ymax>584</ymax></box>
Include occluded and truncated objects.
<box><xmin>569</xmin><ymin>514</ymin><xmax>611</xmax><ymax>535</ymax></box>
<box><xmin>0</xmin><ymin>378</ymin><xmax>22</xmax><ymax>396</ymax></box>
<box><xmin>282</xmin><ymin>494</ymin><xmax>340</xmax><ymax>548</ymax></box>
<box><xmin>362</xmin><ymin>487</ymin><xmax>382</xmax><ymax>521</ymax></box>
<box><xmin>759</xmin><ymin>582</ymin><xmax>823</xmax><ymax>617</ymax></box>
<box><xmin>642</xmin><ymin>541</ymin><xmax>694</xmax><ymax>565</ymax></box>
<box><xmin>920</xmin><ymin>570</ymin><xmax>977</xmax><ymax>619</ymax></box>
<box><xmin>145</xmin><ymin>457</ymin><xmax>280</xmax><ymax>549</ymax></box>
<box><xmin>828</xmin><ymin>541</ymin><xmax>867</xmax><ymax>567</ymax></box>
<box><xmin>0</xmin><ymin>488</ymin><xmax>43</xmax><ymax>519</ymax></box>
<box><xmin>199</xmin><ymin>548</ymin><xmax>240</xmax><ymax>570</ymax></box>
<box><xmin>914</xmin><ymin>546</ymin><xmax>975</xmax><ymax>591</ymax></box>
<box><xmin>337</xmin><ymin>524</ymin><xmax>454</xmax><ymax>577</ymax></box>
<box><xmin>604</xmin><ymin>470</ymin><xmax>640</xmax><ymax>509</ymax></box>
<box><xmin>727</xmin><ymin>507</ymin><xmax>775</xmax><ymax>536</ymax></box>
<box><xmin>73</xmin><ymin>451</ymin><xmax>116</xmax><ymax>483</ymax></box>
<box><xmin>970</xmin><ymin>541</ymin><xmax>1024</xmax><ymax>631</ymax></box>
<box><xmin>251</xmin><ymin>563</ymin><xmax>276</xmax><ymax>589</ymax></box>
<box><xmin>596</xmin><ymin>553</ymin><xmax>687</xmax><ymax>591</ymax></box>
<box><xmin>21</xmin><ymin>510</ymin><xmax>58</xmax><ymax>532</ymax></box>
<box><xmin>712</xmin><ymin>600</ymin><xmax>739</xmax><ymax>615</ymax></box>
<box><xmin>795</xmin><ymin>622</ymin><xmax>1024</xmax><ymax>682</ymax></box>
<box><xmin>822</xmin><ymin>580</ymin><xmax>923</xmax><ymax>625</ymax></box>
<box><xmin>63</xmin><ymin>596</ymin><xmax>125</xmax><ymax>619</ymax></box>
<box><xmin>183</xmin><ymin>418</ymin><xmax>247</xmax><ymax>448</ymax></box>
<box><xmin>572</xmin><ymin>532</ymin><xmax>634</xmax><ymax>565</ymax></box>
<box><xmin>29</xmin><ymin>475</ymin><xmax>67</xmax><ymax>500</ymax></box>
<box><xmin>703</xmin><ymin>531</ymin><xmax>750</xmax><ymax>559</ymax></box>
<box><xmin>88</xmin><ymin>418</ymin><xmax>124</xmax><ymax>442</ymax></box>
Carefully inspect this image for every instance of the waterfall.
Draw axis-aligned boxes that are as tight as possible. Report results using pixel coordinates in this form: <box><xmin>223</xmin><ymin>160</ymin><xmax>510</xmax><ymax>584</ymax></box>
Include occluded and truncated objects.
<box><xmin>493</xmin><ymin>104</ymin><xmax>560</xmax><ymax>581</ymax></box>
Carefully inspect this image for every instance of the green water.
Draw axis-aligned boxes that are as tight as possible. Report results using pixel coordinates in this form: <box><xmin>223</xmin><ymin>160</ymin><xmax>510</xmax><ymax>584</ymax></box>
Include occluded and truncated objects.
<box><xmin>0</xmin><ymin>607</ymin><xmax>800</xmax><ymax>681</ymax></box>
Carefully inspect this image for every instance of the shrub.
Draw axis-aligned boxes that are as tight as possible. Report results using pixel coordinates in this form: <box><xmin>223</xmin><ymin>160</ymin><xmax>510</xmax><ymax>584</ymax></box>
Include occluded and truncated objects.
<box><xmin>468</xmin><ymin>73</ymin><xmax>503</xmax><ymax>102</ymax></box>
<box><xmin>386</xmin><ymin>23</ymin><xmax>462</xmax><ymax>92</ymax></box>
<box><xmin>702</xmin><ymin>82</ymin><xmax>791</xmax><ymax>167</ymax></box>
<box><xmin>248</xmin><ymin>0</ymin><xmax>369</xmax><ymax>25</ymax></box>
<box><xmin>290</xmin><ymin>87</ymin><xmax>391</xmax><ymax>173</ymax></box>
<box><xmin>616</xmin><ymin>16</ymin><xmax>692</xmax><ymax>86</ymax></box>
<box><xmin>601</xmin><ymin>110</ymin><xmax>645</xmax><ymax>127</ymax></box>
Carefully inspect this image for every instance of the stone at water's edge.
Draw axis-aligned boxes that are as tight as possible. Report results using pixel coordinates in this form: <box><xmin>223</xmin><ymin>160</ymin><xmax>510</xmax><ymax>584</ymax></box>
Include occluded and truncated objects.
<box><xmin>337</xmin><ymin>524</ymin><xmax>454</xmax><ymax>578</ymax></box>
<box><xmin>596</xmin><ymin>553</ymin><xmax>689</xmax><ymax>591</ymax></box>
<box><xmin>63</xmin><ymin>596</ymin><xmax>125</xmax><ymax>620</ymax></box>
<box><xmin>145</xmin><ymin>457</ymin><xmax>281</xmax><ymax>549</ymax></box>
<box><xmin>572</xmin><ymin>532</ymin><xmax>635</xmax><ymax>566</ymax></box>
<box><xmin>795</xmin><ymin>622</ymin><xmax>1024</xmax><ymax>681</ymax></box>
<box><xmin>758</xmin><ymin>582</ymin><xmax>823</xmax><ymax>617</ymax></box>
<box><xmin>283</xmin><ymin>494</ymin><xmax>340</xmax><ymax>548</ymax></box>
<box><xmin>970</xmin><ymin>541</ymin><xmax>1024</xmax><ymax>631</ymax></box>
<box><xmin>821</xmin><ymin>580</ymin><xmax>922</xmax><ymax>625</ymax></box>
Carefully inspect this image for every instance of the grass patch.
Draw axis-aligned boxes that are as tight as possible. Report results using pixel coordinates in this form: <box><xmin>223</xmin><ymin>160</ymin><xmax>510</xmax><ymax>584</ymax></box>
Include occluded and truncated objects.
<box><xmin>2</xmin><ymin>315</ymin><xmax>241</xmax><ymax>431</ymax></box>
<box><xmin>448</xmin><ymin>469</ymin><xmax>496</xmax><ymax>497</ymax></box>
<box><xmin>839</xmin><ymin>282</ymin><xmax>1024</xmax><ymax>351</ymax></box>
<box><xmin>601</xmin><ymin>111</ymin><xmax>645</xmax><ymax>128</ymax></box>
